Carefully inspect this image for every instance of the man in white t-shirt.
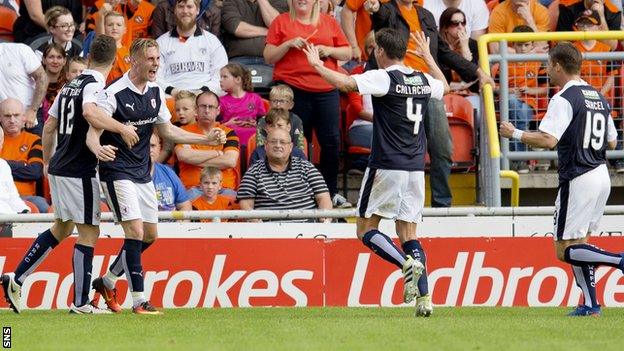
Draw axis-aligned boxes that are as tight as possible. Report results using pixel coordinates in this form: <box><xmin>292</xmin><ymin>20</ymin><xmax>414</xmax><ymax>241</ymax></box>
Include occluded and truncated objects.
<box><xmin>0</xmin><ymin>43</ymin><xmax>49</xmax><ymax>129</ymax></box>
<box><xmin>423</xmin><ymin>0</ymin><xmax>489</xmax><ymax>39</ymax></box>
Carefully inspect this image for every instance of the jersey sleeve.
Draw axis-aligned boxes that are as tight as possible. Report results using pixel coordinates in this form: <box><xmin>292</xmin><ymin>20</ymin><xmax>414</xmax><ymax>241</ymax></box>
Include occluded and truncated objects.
<box><xmin>423</xmin><ymin>73</ymin><xmax>445</xmax><ymax>100</ymax></box>
<box><xmin>607</xmin><ymin>114</ymin><xmax>617</xmax><ymax>142</ymax></box>
<box><xmin>47</xmin><ymin>93</ymin><xmax>61</xmax><ymax>120</ymax></box>
<box><xmin>538</xmin><ymin>95</ymin><xmax>573</xmax><ymax>141</ymax></box>
<box><xmin>352</xmin><ymin>69</ymin><xmax>391</xmax><ymax>97</ymax></box>
<box><xmin>156</xmin><ymin>87</ymin><xmax>172</xmax><ymax>124</ymax></box>
<box><xmin>82</xmin><ymin>81</ymin><xmax>103</xmax><ymax>106</ymax></box>
<box><xmin>97</xmin><ymin>88</ymin><xmax>117</xmax><ymax>116</ymax></box>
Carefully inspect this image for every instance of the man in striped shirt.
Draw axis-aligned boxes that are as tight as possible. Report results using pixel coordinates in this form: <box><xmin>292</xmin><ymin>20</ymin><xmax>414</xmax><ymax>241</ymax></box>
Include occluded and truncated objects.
<box><xmin>237</xmin><ymin>128</ymin><xmax>332</xmax><ymax>221</ymax></box>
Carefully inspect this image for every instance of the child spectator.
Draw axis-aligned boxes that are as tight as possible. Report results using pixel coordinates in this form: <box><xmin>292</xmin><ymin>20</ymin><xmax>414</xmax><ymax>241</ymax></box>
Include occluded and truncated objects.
<box><xmin>249</xmin><ymin>109</ymin><xmax>307</xmax><ymax>165</ymax></box>
<box><xmin>500</xmin><ymin>25</ymin><xmax>548</xmax><ymax>171</ymax></box>
<box><xmin>65</xmin><ymin>56</ymin><xmax>88</xmax><ymax>82</ymax></box>
<box><xmin>174</xmin><ymin>90</ymin><xmax>198</xmax><ymax>127</ymax></box>
<box><xmin>150</xmin><ymin>132</ymin><xmax>192</xmax><ymax>211</ymax></box>
<box><xmin>219</xmin><ymin>63</ymin><xmax>267</xmax><ymax>146</ymax></box>
<box><xmin>256</xmin><ymin>84</ymin><xmax>305</xmax><ymax>150</ymax></box>
<box><xmin>103</xmin><ymin>11</ymin><xmax>131</xmax><ymax>84</ymax></box>
<box><xmin>191</xmin><ymin>166</ymin><xmax>237</xmax><ymax>222</ymax></box>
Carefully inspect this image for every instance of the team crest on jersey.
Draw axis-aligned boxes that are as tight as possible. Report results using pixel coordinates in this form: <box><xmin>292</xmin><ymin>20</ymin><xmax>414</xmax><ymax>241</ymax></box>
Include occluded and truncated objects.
<box><xmin>200</xmin><ymin>48</ymin><xmax>207</xmax><ymax>55</ymax></box>
<box><xmin>247</xmin><ymin>103</ymin><xmax>255</xmax><ymax>111</ymax></box>
<box><xmin>123</xmin><ymin>55</ymin><xmax>131</xmax><ymax>64</ymax></box>
<box><xmin>403</xmin><ymin>75</ymin><xmax>423</xmax><ymax>86</ymax></box>
<box><xmin>151</xmin><ymin>98</ymin><xmax>156</xmax><ymax>109</ymax></box>
<box><xmin>134</xmin><ymin>15</ymin><xmax>144</xmax><ymax>24</ymax></box>
<box><xmin>527</xmin><ymin>71</ymin><xmax>535</xmax><ymax>78</ymax></box>
<box><xmin>19</xmin><ymin>144</ymin><xmax>28</xmax><ymax>153</ymax></box>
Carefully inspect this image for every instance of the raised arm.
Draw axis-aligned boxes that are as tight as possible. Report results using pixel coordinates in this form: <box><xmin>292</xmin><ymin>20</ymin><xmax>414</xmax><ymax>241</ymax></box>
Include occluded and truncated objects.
<box><xmin>303</xmin><ymin>44</ymin><xmax>359</xmax><ymax>93</ymax></box>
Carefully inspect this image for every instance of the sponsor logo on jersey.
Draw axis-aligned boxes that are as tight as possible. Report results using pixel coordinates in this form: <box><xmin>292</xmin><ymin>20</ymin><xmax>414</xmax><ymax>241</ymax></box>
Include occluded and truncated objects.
<box><xmin>134</xmin><ymin>15</ymin><xmax>144</xmax><ymax>24</ymax></box>
<box><xmin>403</xmin><ymin>75</ymin><xmax>423</xmax><ymax>86</ymax></box>
<box><xmin>151</xmin><ymin>98</ymin><xmax>156</xmax><ymax>109</ymax></box>
<box><xmin>19</xmin><ymin>144</ymin><xmax>28</xmax><ymax>153</ymax></box>
<box><xmin>125</xmin><ymin>103</ymin><xmax>135</xmax><ymax>111</ymax></box>
<box><xmin>581</xmin><ymin>89</ymin><xmax>600</xmax><ymax>100</ymax></box>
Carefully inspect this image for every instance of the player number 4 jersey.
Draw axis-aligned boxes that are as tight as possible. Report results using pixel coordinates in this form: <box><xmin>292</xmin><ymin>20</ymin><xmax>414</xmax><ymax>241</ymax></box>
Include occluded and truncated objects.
<box><xmin>539</xmin><ymin>79</ymin><xmax>618</xmax><ymax>183</ymax></box>
<box><xmin>352</xmin><ymin>65</ymin><xmax>445</xmax><ymax>171</ymax></box>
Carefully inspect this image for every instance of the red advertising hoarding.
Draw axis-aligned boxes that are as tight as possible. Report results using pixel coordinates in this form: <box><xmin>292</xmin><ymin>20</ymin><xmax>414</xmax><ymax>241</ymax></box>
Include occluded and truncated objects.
<box><xmin>1</xmin><ymin>237</ymin><xmax>623</xmax><ymax>309</ymax></box>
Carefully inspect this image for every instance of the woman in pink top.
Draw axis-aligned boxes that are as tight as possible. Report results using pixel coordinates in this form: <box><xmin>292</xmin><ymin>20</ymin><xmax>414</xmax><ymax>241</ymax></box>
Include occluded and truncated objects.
<box><xmin>219</xmin><ymin>63</ymin><xmax>267</xmax><ymax>146</ymax></box>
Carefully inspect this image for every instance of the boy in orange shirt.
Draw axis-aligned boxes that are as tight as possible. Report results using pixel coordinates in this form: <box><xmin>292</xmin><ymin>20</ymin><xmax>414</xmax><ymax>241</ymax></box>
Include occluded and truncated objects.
<box><xmin>103</xmin><ymin>11</ymin><xmax>131</xmax><ymax>84</ymax></box>
<box><xmin>191</xmin><ymin>166</ymin><xmax>237</xmax><ymax>222</ymax></box>
<box><xmin>502</xmin><ymin>26</ymin><xmax>548</xmax><ymax>159</ymax></box>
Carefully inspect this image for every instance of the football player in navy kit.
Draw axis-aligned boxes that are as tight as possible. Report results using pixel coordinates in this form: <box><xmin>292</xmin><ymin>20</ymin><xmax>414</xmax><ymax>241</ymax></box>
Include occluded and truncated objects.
<box><xmin>500</xmin><ymin>42</ymin><xmax>624</xmax><ymax>317</ymax></box>
<box><xmin>304</xmin><ymin>28</ymin><xmax>449</xmax><ymax>317</ymax></box>
<box><xmin>1</xmin><ymin>35</ymin><xmax>140</xmax><ymax>314</ymax></box>
<box><xmin>88</xmin><ymin>38</ymin><xmax>226</xmax><ymax>315</ymax></box>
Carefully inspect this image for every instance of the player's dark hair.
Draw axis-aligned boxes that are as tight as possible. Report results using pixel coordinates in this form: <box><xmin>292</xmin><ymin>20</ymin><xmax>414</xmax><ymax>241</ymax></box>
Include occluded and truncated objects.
<box><xmin>89</xmin><ymin>35</ymin><xmax>117</xmax><ymax>67</ymax></box>
<box><xmin>549</xmin><ymin>42</ymin><xmax>582</xmax><ymax>75</ymax></box>
<box><xmin>196</xmin><ymin>89</ymin><xmax>220</xmax><ymax>107</ymax></box>
<box><xmin>375</xmin><ymin>28</ymin><xmax>407</xmax><ymax>60</ymax></box>
<box><xmin>223</xmin><ymin>63</ymin><xmax>253</xmax><ymax>92</ymax></box>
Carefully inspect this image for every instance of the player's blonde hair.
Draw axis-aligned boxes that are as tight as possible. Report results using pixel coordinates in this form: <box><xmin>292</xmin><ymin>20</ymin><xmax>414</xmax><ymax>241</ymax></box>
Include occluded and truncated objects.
<box><xmin>130</xmin><ymin>38</ymin><xmax>159</xmax><ymax>59</ymax></box>
<box><xmin>200</xmin><ymin>166</ymin><xmax>223</xmax><ymax>182</ymax></box>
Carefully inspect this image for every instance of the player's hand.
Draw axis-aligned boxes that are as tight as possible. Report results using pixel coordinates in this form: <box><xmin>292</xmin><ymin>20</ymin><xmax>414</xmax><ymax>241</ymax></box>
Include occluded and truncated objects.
<box><xmin>95</xmin><ymin>144</ymin><xmax>118</xmax><ymax>162</ymax></box>
<box><xmin>288</xmin><ymin>37</ymin><xmax>309</xmax><ymax>50</ymax></box>
<box><xmin>499</xmin><ymin>121</ymin><xmax>516</xmax><ymax>139</ymax></box>
<box><xmin>120</xmin><ymin>124</ymin><xmax>139</xmax><ymax>148</ymax></box>
<box><xmin>407</xmin><ymin>31</ymin><xmax>432</xmax><ymax>59</ymax></box>
<box><xmin>363</xmin><ymin>0</ymin><xmax>379</xmax><ymax>13</ymax></box>
<box><xmin>206</xmin><ymin>128</ymin><xmax>227</xmax><ymax>145</ymax></box>
<box><xmin>24</xmin><ymin>109</ymin><xmax>38</xmax><ymax>129</ymax></box>
<box><xmin>303</xmin><ymin>44</ymin><xmax>324</xmax><ymax>68</ymax></box>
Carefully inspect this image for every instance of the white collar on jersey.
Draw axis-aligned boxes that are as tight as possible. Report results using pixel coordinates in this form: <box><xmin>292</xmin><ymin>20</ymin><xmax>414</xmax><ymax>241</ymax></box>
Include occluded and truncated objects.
<box><xmin>560</xmin><ymin>79</ymin><xmax>589</xmax><ymax>93</ymax></box>
<box><xmin>81</xmin><ymin>69</ymin><xmax>106</xmax><ymax>85</ymax></box>
<box><xmin>385</xmin><ymin>64</ymin><xmax>415</xmax><ymax>74</ymax></box>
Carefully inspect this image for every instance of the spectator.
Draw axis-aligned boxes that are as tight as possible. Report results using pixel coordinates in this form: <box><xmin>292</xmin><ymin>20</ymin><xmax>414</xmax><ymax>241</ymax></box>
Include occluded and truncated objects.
<box><xmin>488</xmin><ymin>0</ymin><xmax>550</xmax><ymax>54</ymax></box>
<box><xmin>249</xmin><ymin>109</ymin><xmax>307</xmax><ymax>165</ymax></box>
<box><xmin>149</xmin><ymin>132</ymin><xmax>192</xmax><ymax>211</ymax></box>
<box><xmin>255</xmin><ymin>84</ymin><xmax>305</xmax><ymax>149</ymax></box>
<box><xmin>33</xmin><ymin>6</ymin><xmax>81</xmax><ymax>60</ymax></box>
<box><xmin>174</xmin><ymin>90</ymin><xmax>198</xmax><ymax>127</ymax></box>
<box><xmin>156</xmin><ymin>0</ymin><xmax>228</xmax><ymax>96</ymax></box>
<box><xmin>221</xmin><ymin>0</ymin><xmax>288</xmax><ymax>64</ymax></box>
<box><xmin>191</xmin><ymin>166</ymin><xmax>237</xmax><ymax>222</ymax></box>
<box><xmin>151</xmin><ymin>0</ymin><xmax>222</xmax><ymax>39</ymax></box>
<box><xmin>0</xmin><ymin>127</ymin><xmax>30</xmax><ymax>214</ymax></box>
<box><xmin>219</xmin><ymin>63</ymin><xmax>267</xmax><ymax>146</ymax></box>
<box><xmin>88</xmin><ymin>0</ymin><xmax>155</xmax><ymax>48</ymax></box>
<box><xmin>12</xmin><ymin>0</ymin><xmax>82</xmax><ymax>44</ymax></box>
<box><xmin>175</xmin><ymin>90</ymin><xmax>240</xmax><ymax>199</ymax></box>
<box><xmin>424</xmin><ymin>0</ymin><xmax>489</xmax><ymax>39</ymax></box>
<box><xmin>367</xmin><ymin>0</ymin><xmax>494</xmax><ymax>207</ymax></box>
<box><xmin>0</xmin><ymin>98</ymin><xmax>48</xmax><ymax>213</ymax></box>
<box><xmin>264</xmin><ymin>0</ymin><xmax>351</xmax><ymax>207</ymax></box>
<box><xmin>557</xmin><ymin>0</ymin><xmax>620</xmax><ymax>50</ymax></box>
<box><xmin>237</xmin><ymin>128</ymin><xmax>332</xmax><ymax>221</ymax></box>
<box><xmin>438</xmin><ymin>7</ymin><xmax>481</xmax><ymax>119</ymax></box>
<box><xmin>65</xmin><ymin>56</ymin><xmax>88</xmax><ymax>82</ymax></box>
<box><xmin>0</xmin><ymin>42</ymin><xmax>49</xmax><ymax>131</ymax></box>
<box><xmin>340</xmin><ymin>0</ymin><xmax>378</xmax><ymax>61</ymax></box>
<box><xmin>40</xmin><ymin>43</ymin><xmax>67</xmax><ymax>133</ymax></box>
<box><xmin>103</xmin><ymin>11</ymin><xmax>131</xmax><ymax>84</ymax></box>
<box><xmin>501</xmin><ymin>25</ymin><xmax>548</xmax><ymax>171</ymax></box>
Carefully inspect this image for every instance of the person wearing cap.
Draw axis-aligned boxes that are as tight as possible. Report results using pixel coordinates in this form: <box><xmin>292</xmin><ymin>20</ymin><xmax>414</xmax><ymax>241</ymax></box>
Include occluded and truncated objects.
<box><xmin>557</xmin><ymin>0</ymin><xmax>621</xmax><ymax>50</ymax></box>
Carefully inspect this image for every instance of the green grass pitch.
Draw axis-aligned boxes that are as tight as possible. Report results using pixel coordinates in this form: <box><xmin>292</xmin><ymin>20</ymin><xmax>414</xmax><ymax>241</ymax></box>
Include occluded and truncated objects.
<box><xmin>1</xmin><ymin>307</ymin><xmax>622</xmax><ymax>350</ymax></box>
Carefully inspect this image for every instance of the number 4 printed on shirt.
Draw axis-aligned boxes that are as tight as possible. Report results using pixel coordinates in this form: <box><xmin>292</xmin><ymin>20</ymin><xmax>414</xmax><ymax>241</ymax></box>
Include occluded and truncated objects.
<box><xmin>406</xmin><ymin>97</ymin><xmax>423</xmax><ymax>135</ymax></box>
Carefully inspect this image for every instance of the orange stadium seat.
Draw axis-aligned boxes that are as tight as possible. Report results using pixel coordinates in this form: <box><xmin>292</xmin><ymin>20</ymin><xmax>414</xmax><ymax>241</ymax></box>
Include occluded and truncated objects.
<box><xmin>444</xmin><ymin>94</ymin><xmax>476</xmax><ymax>171</ymax></box>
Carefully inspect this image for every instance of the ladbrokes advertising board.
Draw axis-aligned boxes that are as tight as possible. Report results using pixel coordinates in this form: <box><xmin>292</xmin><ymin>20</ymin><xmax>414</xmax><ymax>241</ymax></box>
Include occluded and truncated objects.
<box><xmin>1</xmin><ymin>237</ymin><xmax>623</xmax><ymax>309</ymax></box>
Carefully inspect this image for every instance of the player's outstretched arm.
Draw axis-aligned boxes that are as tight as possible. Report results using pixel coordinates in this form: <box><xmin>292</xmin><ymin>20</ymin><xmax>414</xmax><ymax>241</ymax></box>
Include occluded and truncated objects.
<box><xmin>83</xmin><ymin>103</ymin><xmax>139</xmax><ymax>148</ymax></box>
<box><xmin>156</xmin><ymin>122</ymin><xmax>227</xmax><ymax>146</ymax></box>
<box><xmin>303</xmin><ymin>44</ymin><xmax>359</xmax><ymax>93</ymax></box>
<box><xmin>409</xmin><ymin>32</ymin><xmax>450</xmax><ymax>95</ymax></box>
<box><xmin>41</xmin><ymin>117</ymin><xmax>58</xmax><ymax>170</ymax></box>
<box><xmin>499</xmin><ymin>121</ymin><xmax>558</xmax><ymax>149</ymax></box>
<box><xmin>86</xmin><ymin>126</ymin><xmax>118</xmax><ymax>162</ymax></box>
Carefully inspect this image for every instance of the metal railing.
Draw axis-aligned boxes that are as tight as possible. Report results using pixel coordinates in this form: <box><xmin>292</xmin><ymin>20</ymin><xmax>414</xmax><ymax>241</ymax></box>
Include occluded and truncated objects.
<box><xmin>477</xmin><ymin>31</ymin><xmax>624</xmax><ymax>206</ymax></box>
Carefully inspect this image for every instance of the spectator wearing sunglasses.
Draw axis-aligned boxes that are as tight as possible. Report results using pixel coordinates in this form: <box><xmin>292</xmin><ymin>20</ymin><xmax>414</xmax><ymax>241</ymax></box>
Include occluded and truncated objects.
<box><xmin>424</xmin><ymin>0</ymin><xmax>489</xmax><ymax>39</ymax></box>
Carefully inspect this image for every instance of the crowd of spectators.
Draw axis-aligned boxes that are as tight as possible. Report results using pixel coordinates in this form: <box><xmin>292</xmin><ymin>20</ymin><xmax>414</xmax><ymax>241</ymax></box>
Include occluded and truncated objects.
<box><xmin>0</xmin><ymin>0</ymin><xmax>623</xmax><ymax>214</ymax></box>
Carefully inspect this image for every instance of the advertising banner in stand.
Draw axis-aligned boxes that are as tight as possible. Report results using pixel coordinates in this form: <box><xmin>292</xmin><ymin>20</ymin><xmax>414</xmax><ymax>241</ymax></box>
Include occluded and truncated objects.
<box><xmin>1</xmin><ymin>237</ymin><xmax>623</xmax><ymax>309</ymax></box>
